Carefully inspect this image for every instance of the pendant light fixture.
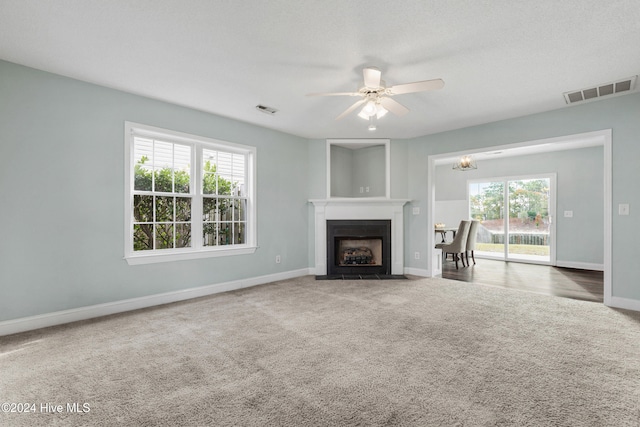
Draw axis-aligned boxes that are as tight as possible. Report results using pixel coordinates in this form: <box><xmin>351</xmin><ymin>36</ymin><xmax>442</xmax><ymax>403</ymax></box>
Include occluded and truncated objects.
<box><xmin>452</xmin><ymin>155</ymin><xmax>477</xmax><ymax>171</ymax></box>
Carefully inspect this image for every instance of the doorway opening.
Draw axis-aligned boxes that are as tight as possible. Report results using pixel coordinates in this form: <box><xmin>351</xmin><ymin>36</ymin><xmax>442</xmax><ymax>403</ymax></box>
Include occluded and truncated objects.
<box><xmin>426</xmin><ymin>129</ymin><xmax>612</xmax><ymax>306</ymax></box>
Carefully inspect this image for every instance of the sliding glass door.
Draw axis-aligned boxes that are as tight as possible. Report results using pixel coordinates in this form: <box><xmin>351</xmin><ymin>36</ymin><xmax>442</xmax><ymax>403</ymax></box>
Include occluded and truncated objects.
<box><xmin>469</xmin><ymin>175</ymin><xmax>555</xmax><ymax>265</ymax></box>
<box><xmin>469</xmin><ymin>181</ymin><xmax>506</xmax><ymax>258</ymax></box>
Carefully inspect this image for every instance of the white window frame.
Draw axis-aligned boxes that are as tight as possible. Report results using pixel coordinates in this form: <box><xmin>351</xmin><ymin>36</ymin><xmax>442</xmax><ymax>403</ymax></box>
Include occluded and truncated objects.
<box><xmin>124</xmin><ymin>122</ymin><xmax>257</xmax><ymax>265</ymax></box>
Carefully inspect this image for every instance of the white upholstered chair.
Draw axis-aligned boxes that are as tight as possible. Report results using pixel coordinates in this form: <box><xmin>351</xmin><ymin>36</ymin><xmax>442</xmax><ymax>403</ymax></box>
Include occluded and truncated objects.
<box><xmin>465</xmin><ymin>220</ymin><xmax>480</xmax><ymax>266</ymax></box>
<box><xmin>435</xmin><ymin>220</ymin><xmax>471</xmax><ymax>269</ymax></box>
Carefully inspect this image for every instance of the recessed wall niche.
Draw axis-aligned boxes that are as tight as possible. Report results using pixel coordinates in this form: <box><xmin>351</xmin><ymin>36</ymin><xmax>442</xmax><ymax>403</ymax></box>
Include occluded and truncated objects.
<box><xmin>327</xmin><ymin>139</ymin><xmax>390</xmax><ymax>198</ymax></box>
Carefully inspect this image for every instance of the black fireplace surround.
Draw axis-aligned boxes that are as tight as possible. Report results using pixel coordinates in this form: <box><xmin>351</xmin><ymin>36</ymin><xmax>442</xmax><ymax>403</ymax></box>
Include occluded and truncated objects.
<box><xmin>326</xmin><ymin>220</ymin><xmax>391</xmax><ymax>276</ymax></box>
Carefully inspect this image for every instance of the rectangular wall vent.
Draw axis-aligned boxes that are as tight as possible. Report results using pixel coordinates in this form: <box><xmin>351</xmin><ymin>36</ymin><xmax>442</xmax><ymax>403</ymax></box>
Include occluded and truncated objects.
<box><xmin>255</xmin><ymin>104</ymin><xmax>278</xmax><ymax>115</ymax></box>
<box><xmin>563</xmin><ymin>76</ymin><xmax>637</xmax><ymax>104</ymax></box>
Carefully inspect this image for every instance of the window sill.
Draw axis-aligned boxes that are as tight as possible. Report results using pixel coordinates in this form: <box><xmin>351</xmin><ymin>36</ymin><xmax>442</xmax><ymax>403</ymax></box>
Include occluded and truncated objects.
<box><xmin>124</xmin><ymin>246</ymin><xmax>257</xmax><ymax>265</ymax></box>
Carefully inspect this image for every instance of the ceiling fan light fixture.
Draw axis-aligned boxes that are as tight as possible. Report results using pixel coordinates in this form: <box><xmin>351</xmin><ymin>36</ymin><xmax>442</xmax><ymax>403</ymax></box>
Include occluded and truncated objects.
<box><xmin>368</xmin><ymin>116</ymin><xmax>377</xmax><ymax>131</ymax></box>
<box><xmin>376</xmin><ymin>104</ymin><xmax>388</xmax><ymax>118</ymax></box>
<box><xmin>361</xmin><ymin>101</ymin><xmax>377</xmax><ymax>117</ymax></box>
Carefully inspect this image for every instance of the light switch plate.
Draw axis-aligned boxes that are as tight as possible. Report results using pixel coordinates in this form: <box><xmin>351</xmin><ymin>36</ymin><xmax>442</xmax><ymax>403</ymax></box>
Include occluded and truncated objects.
<box><xmin>619</xmin><ymin>203</ymin><xmax>630</xmax><ymax>215</ymax></box>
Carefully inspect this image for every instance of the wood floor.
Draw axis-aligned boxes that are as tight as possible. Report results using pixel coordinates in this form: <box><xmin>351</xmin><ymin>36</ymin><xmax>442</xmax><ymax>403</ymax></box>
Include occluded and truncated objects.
<box><xmin>441</xmin><ymin>257</ymin><xmax>604</xmax><ymax>303</ymax></box>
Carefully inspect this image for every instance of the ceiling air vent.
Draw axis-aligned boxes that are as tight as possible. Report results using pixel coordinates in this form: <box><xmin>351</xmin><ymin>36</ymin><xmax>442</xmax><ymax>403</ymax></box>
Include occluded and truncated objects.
<box><xmin>255</xmin><ymin>104</ymin><xmax>278</xmax><ymax>115</ymax></box>
<box><xmin>563</xmin><ymin>76</ymin><xmax>637</xmax><ymax>104</ymax></box>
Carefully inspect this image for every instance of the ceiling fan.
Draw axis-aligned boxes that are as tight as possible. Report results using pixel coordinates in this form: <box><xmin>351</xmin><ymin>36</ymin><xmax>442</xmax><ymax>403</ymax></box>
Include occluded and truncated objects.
<box><xmin>307</xmin><ymin>67</ymin><xmax>444</xmax><ymax>124</ymax></box>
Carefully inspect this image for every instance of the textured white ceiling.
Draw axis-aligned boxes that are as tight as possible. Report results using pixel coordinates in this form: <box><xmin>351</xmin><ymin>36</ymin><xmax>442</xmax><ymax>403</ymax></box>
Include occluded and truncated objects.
<box><xmin>1</xmin><ymin>0</ymin><xmax>639</xmax><ymax>139</ymax></box>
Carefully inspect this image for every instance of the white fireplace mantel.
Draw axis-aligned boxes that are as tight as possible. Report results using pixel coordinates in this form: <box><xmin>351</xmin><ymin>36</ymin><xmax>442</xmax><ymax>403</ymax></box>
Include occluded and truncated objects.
<box><xmin>309</xmin><ymin>198</ymin><xmax>410</xmax><ymax>275</ymax></box>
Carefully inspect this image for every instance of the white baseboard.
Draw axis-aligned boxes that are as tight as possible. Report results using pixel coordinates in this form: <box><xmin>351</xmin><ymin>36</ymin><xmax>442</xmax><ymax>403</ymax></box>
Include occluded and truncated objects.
<box><xmin>0</xmin><ymin>268</ymin><xmax>312</xmax><ymax>337</ymax></box>
<box><xmin>404</xmin><ymin>267</ymin><xmax>431</xmax><ymax>277</ymax></box>
<box><xmin>555</xmin><ymin>260</ymin><xmax>604</xmax><ymax>271</ymax></box>
<box><xmin>608</xmin><ymin>296</ymin><xmax>640</xmax><ymax>312</ymax></box>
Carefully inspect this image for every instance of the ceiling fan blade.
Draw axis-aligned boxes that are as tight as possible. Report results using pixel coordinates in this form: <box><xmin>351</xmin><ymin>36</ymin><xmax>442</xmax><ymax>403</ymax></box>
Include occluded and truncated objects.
<box><xmin>387</xmin><ymin>78</ymin><xmax>444</xmax><ymax>95</ymax></box>
<box><xmin>306</xmin><ymin>92</ymin><xmax>361</xmax><ymax>97</ymax></box>
<box><xmin>363</xmin><ymin>67</ymin><xmax>382</xmax><ymax>88</ymax></box>
<box><xmin>336</xmin><ymin>99</ymin><xmax>366</xmax><ymax>120</ymax></box>
<box><xmin>379</xmin><ymin>97</ymin><xmax>409</xmax><ymax>116</ymax></box>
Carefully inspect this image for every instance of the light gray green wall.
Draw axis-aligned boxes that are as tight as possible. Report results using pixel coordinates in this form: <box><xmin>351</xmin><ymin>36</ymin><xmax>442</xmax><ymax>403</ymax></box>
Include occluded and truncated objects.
<box><xmin>390</xmin><ymin>140</ymin><xmax>409</xmax><ymax>199</ymax></box>
<box><xmin>351</xmin><ymin>145</ymin><xmax>386</xmax><ymax>197</ymax></box>
<box><xmin>329</xmin><ymin>144</ymin><xmax>386</xmax><ymax>197</ymax></box>
<box><xmin>307</xmin><ymin>139</ymin><xmax>327</xmax><ymax>200</ymax></box>
<box><xmin>0</xmin><ymin>60</ymin><xmax>310</xmax><ymax>322</ymax></box>
<box><xmin>306</xmin><ymin>139</ymin><xmax>327</xmax><ymax>269</ymax></box>
<box><xmin>329</xmin><ymin>145</ymin><xmax>353</xmax><ymax>197</ymax></box>
<box><xmin>405</xmin><ymin>92</ymin><xmax>640</xmax><ymax>301</ymax></box>
<box><xmin>2</xmin><ymin>59</ymin><xmax>639</xmax><ymax>323</ymax></box>
<box><xmin>434</xmin><ymin>147</ymin><xmax>604</xmax><ymax>265</ymax></box>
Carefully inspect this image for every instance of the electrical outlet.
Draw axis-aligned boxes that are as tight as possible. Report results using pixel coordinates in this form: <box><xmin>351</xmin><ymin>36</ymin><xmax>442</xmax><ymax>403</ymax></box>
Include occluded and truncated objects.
<box><xmin>365</xmin><ymin>186</ymin><xmax>370</xmax><ymax>193</ymax></box>
<box><xmin>412</xmin><ymin>207</ymin><xmax>420</xmax><ymax>215</ymax></box>
<box><xmin>564</xmin><ymin>210</ymin><xmax>573</xmax><ymax>218</ymax></box>
<box><xmin>360</xmin><ymin>187</ymin><xmax>364</xmax><ymax>193</ymax></box>
<box><xmin>414</xmin><ymin>252</ymin><xmax>420</xmax><ymax>260</ymax></box>
<box><xmin>275</xmin><ymin>255</ymin><xmax>281</xmax><ymax>264</ymax></box>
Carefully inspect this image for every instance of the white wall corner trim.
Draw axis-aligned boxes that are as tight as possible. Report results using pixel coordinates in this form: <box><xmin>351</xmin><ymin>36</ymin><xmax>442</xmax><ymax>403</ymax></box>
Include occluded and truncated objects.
<box><xmin>609</xmin><ymin>296</ymin><xmax>640</xmax><ymax>312</ymax></box>
<box><xmin>0</xmin><ymin>268</ymin><xmax>313</xmax><ymax>337</ymax></box>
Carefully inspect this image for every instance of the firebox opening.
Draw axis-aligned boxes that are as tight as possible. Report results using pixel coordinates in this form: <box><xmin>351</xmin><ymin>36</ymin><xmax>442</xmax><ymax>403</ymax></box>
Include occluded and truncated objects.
<box><xmin>337</xmin><ymin>238</ymin><xmax>383</xmax><ymax>266</ymax></box>
<box><xmin>325</xmin><ymin>219</ymin><xmax>391</xmax><ymax>277</ymax></box>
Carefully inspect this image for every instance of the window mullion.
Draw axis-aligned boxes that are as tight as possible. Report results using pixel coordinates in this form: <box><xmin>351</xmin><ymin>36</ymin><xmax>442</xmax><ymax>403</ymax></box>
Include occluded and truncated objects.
<box><xmin>172</xmin><ymin>196</ymin><xmax>177</xmax><ymax>249</ymax></box>
<box><xmin>192</xmin><ymin>145</ymin><xmax>203</xmax><ymax>250</ymax></box>
<box><xmin>245</xmin><ymin>153</ymin><xmax>254</xmax><ymax>247</ymax></box>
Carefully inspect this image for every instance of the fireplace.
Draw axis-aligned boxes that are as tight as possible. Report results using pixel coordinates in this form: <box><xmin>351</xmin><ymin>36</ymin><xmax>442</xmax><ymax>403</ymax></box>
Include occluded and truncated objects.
<box><xmin>326</xmin><ymin>220</ymin><xmax>391</xmax><ymax>276</ymax></box>
<box><xmin>309</xmin><ymin>198</ymin><xmax>409</xmax><ymax>276</ymax></box>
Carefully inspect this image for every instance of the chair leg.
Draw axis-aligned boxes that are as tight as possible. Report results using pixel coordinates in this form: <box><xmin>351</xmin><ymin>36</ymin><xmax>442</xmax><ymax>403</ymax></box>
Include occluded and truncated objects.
<box><xmin>461</xmin><ymin>252</ymin><xmax>466</xmax><ymax>267</ymax></box>
<box><xmin>471</xmin><ymin>250</ymin><xmax>476</xmax><ymax>265</ymax></box>
<box><xmin>454</xmin><ymin>254</ymin><xmax>459</xmax><ymax>269</ymax></box>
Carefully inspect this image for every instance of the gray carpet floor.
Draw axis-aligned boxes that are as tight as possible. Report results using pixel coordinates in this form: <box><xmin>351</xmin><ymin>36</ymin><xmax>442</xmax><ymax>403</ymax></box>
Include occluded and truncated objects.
<box><xmin>1</xmin><ymin>276</ymin><xmax>640</xmax><ymax>426</ymax></box>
